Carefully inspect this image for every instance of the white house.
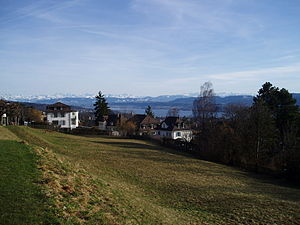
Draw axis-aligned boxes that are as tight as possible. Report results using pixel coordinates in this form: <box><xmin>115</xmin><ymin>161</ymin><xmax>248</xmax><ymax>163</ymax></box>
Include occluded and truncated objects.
<box><xmin>45</xmin><ymin>102</ymin><xmax>79</xmax><ymax>130</ymax></box>
<box><xmin>1</xmin><ymin>113</ymin><xmax>8</xmax><ymax>126</ymax></box>
<box><xmin>156</xmin><ymin>116</ymin><xmax>193</xmax><ymax>142</ymax></box>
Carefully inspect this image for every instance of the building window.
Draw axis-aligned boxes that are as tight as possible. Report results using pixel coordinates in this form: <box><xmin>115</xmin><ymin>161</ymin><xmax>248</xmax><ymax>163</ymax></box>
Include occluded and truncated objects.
<box><xmin>71</xmin><ymin>118</ymin><xmax>76</xmax><ymax>125</ymax></box>
<box><xmin>176</xmin><ymin>132</ymin><xmax>181</xmax><ymax>137</ymax></box>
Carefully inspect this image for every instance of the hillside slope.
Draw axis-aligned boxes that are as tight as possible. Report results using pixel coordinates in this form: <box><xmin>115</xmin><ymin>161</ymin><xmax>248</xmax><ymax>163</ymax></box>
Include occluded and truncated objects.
<box><xmin>0</xmin><ymin>128</ymin><xmax>59</xmax><ymax>225</ymax></box>
<box><xmin>7</xmin><ymin>126</ymin><xmax>300</xmax><ymax>225</ymax></box>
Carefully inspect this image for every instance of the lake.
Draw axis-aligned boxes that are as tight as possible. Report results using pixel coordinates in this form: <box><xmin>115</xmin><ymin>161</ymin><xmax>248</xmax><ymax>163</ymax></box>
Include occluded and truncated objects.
<box><xmin>111</xmin><ymin>107</ymin><xmax>193</xmax><ymax>117</ymax></box>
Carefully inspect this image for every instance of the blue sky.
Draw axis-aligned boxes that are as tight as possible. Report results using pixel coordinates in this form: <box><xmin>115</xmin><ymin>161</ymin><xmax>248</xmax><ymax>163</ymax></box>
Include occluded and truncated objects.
<box><xmin>1</xmin><ymin>0</ymin><xmax>300</xmax><ymax>96</ymax></box>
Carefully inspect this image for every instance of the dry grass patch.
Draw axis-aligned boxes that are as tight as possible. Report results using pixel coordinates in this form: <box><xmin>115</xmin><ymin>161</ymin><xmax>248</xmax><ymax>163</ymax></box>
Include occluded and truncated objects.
<box><xmin>0</xmin><ymin>126</ymin><xmax>20</xmax><ymax>141</ymax></box>
<box><xmin>34</xmin><ymin>145</ymin><xmax>125</xmax><ymax>224</ymax></box>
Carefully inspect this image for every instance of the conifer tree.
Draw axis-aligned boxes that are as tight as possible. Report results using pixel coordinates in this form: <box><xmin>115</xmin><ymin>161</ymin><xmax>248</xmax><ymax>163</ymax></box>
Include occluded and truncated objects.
<box><xmin>94</xmin><ymin>91</ymin><xmax>110</xmax><ymax>123</ymax></box>
<box><xmin>145</xmin><ymin>105</ymin><xmax>154</xmax><ymax>117</ymax></box>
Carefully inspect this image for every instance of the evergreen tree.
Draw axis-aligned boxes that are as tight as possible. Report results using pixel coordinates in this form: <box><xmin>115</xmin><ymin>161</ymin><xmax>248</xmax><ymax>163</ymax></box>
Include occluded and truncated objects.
<box><xmin>253</xmin><ymin>82</ymin><xmax>299</xmax><ymax>171</ymax></box>
<box><xmin>253</xmin><ymin>82</ymin><xmax>299</xmax><ymax>134</ymax></box>
<box><xmin>94</xmin><ymin>91</ymin><xmax>110</xmax><ymax>123</ymax></box>
<box><xmin>249</xmin><ymin>100</ymin><xmax>278</xmax><ymax>170</ymax></box>
<box><xmin>145</xmin><ymin>105</ymin><xmax>154</xmax><ymax>117</ymax></box>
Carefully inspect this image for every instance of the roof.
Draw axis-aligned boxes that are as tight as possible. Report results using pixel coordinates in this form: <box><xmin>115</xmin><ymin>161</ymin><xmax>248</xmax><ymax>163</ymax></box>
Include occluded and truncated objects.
<box><xmin>46</xmin><ymin>102</ymin><xmax>76</xmax><ymax>112</ymax></box>
<box><xmin>129</xmin><ymin>114</ymin><xmax>160</xmax><ymax>126</ymax></box>
<box><xmin>46</xmin><ymin>109</ymin><xmax>76</xmax><ymax>113</ymax></box>
<box><xmin>157</xmin><ymin>116</ymin><xmax>190</xmax><ymax>131</ymax></box>
<box><xmin>140</xmin><ymin>115</ymin><xmax>160</xmax><ymax>125</ymax></box>
<box><xmin>130</xmin><ymin>114</ymin><xmax>147</xmax><ymax>125</ymax></box>
<box><xmin>47</xmin><ymin>102</ymin><xmax>70</xmax><ymax>108</ymax></box>
<box><xmin>163</xmin><ymin>116</ymin><xmax>180</xmax><ymax>127</ymax></box>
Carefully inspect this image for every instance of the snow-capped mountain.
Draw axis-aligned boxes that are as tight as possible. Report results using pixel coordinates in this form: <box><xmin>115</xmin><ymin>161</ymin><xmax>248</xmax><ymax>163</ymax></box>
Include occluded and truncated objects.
<box><xmin>1</xmin><ymin>93</ymin><xmax>199</xmax><ymax>103</ymax></box>
<box><xmin>3</xmin><ymin>92</ymin><xmax>298</xmax><ymax>112</ymax></box>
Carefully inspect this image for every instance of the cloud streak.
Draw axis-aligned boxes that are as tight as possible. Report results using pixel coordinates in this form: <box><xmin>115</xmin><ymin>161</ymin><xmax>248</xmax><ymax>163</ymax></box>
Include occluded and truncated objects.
<box><xmin>131</xmin><ymin>0</ymin><xmax>263</xmax><ymax>38</ymax></box>
<box><xmin>0</xmin><ymin>0</ymin><xmax>82</xmax><ymax>26</ymax></box>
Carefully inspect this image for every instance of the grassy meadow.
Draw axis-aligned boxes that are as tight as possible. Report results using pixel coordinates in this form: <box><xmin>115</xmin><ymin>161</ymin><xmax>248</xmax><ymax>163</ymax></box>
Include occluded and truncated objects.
<box><xmin>1</xmin><ymin>126</ymin><xmax>300</xmax><ymax>224</ymax></box>
<box><xmin>0</xmin><ymin>127</ymin><xmax>59</xmax><ymax>225</ymax></box>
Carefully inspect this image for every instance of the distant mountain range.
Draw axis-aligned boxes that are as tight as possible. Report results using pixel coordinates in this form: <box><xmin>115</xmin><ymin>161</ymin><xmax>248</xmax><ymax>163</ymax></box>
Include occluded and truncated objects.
<box><xmin>5</xmin><ymin>93</ymin><xmax>300</xmax><ymax>112</ymax></box>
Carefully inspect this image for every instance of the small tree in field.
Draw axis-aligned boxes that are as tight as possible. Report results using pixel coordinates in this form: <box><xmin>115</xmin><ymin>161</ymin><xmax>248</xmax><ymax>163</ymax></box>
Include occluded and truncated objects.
<box><xmin>94</xmin><ymin>91</ymin><xmax>110</xmax><ymax>124</ymax></box>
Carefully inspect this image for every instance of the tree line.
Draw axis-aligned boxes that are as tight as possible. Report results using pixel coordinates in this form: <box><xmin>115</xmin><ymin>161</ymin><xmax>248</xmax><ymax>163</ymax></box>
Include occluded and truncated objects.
<box><xmin>192</xmin><ymin>82</ymin><xmax>300</xmax><ymax>182</ymax></box>
<box><xmin>0</xmin><ymin>100</ymin><xmax>43</xmax><ymax>125</ymax></box>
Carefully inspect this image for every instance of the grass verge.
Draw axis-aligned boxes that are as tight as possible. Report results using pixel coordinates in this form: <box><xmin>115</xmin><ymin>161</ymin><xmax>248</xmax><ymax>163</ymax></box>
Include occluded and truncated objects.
<box><xmin>0</xmin><ymin>140</ymin><xmax>59</xmax><ymax>225</ymax></box>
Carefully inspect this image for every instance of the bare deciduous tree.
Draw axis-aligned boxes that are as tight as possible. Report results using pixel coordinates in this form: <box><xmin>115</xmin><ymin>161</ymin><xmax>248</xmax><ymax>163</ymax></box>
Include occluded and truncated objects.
<box><xmin>167</xmin><ymin>107</ymin><xmax>179</xmax><ymax>117</ymax></box>
<box><xmin>193</xmin><ymin>82</ymin><xmax>217</xmax><ymax>129</ymax></box>
<box><xmin>118</xmin><ymin>118</ymin><xmax>136</xmax><ymax>136</ymax></box>
<box><xmin>7</xmin><ymin>102</ymin><xmax>23</xmax><ymax>125</ymax></box>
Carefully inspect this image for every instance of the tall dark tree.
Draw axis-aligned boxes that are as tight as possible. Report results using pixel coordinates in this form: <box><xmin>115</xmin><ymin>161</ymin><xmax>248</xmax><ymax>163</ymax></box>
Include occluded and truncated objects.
<box><xmin>250</xmin><ymin>100</ymin><xmax>278</xmax><ymax>170</ymax></box>
<box><xmin>94</xmin><ymin>91</ymin><xmax>110</xmax><ymax>124</ymax></box>
<box><xmin>253</xmin><ymin>82</ymin><xmax>299</xmax><ymax>129</ymax></box>
<box><xmin>253</xmin><ymin>82</ymin><xmax>300</xmax><ymax>175</ymax></box>
<box><xmin>145</xmin><ymin>105</ymin><xmax>154</xmax><ymax>117</ymax></box>
<box><xmin>253</xmin><ymin>82</ymin><xmax>299</xmax><ymax>148</ymax></box>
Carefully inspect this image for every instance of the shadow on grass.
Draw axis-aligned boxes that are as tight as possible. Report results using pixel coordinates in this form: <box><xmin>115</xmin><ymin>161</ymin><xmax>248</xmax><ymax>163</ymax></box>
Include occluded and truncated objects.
<box><xmin>90</xmin><ymin>140</ymin><xmax>160</xmax><ymax>150</ymax></box>
<box><xmin>90</xmin><ymin>139</ymin><xmax>201</xmax><ymax>163</ymax></box>
<box><xmin>90</xmin><ymin>139</ymin><xmax>300</xmax><ymax>203</ymax></box>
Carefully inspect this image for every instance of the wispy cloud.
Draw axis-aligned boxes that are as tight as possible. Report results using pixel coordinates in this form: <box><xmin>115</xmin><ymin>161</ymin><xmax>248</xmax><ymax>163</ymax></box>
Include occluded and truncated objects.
<box><xmin>164</xmin><ymin>63</ymin><xmax>300</xmax><ymax>85</ymax></box>
<box><xmin>208</xmin><ymin>64</ymin><xmax>300</xmax><ymax>81</ymax></box>
<box><xmin>131</xmin><ymin>0</ymin><xmax>263</xmax><ymax>38</ymax></box>
<box><xmin>0</xmin><ymin>0</ymin><xmax>82</xmax><ymax>25</ymax></box>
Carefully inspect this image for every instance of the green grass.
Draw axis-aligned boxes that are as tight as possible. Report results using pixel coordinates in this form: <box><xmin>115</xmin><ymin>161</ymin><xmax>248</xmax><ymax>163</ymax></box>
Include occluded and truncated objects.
<box><xmin>6</xmin><ymin>126</ymin><xmax>300</xmax><ymax>224</ymax></box>
<box><xmin>0</xmin><ymin>140</ymin><xmax>59</xmax><ymax>225</ymax></box>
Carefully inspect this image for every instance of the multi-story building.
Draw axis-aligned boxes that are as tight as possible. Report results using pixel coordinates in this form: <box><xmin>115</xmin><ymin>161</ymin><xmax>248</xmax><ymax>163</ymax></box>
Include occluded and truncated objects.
<box><xmin>156</xmin><ymin>116</ymin><xmax>193</xmax><ymax>142</ymax></box>
<box><xmin>45</xmin><ymin>102</ymin><xmax>79</xmax><ymax>130</ymax></box>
